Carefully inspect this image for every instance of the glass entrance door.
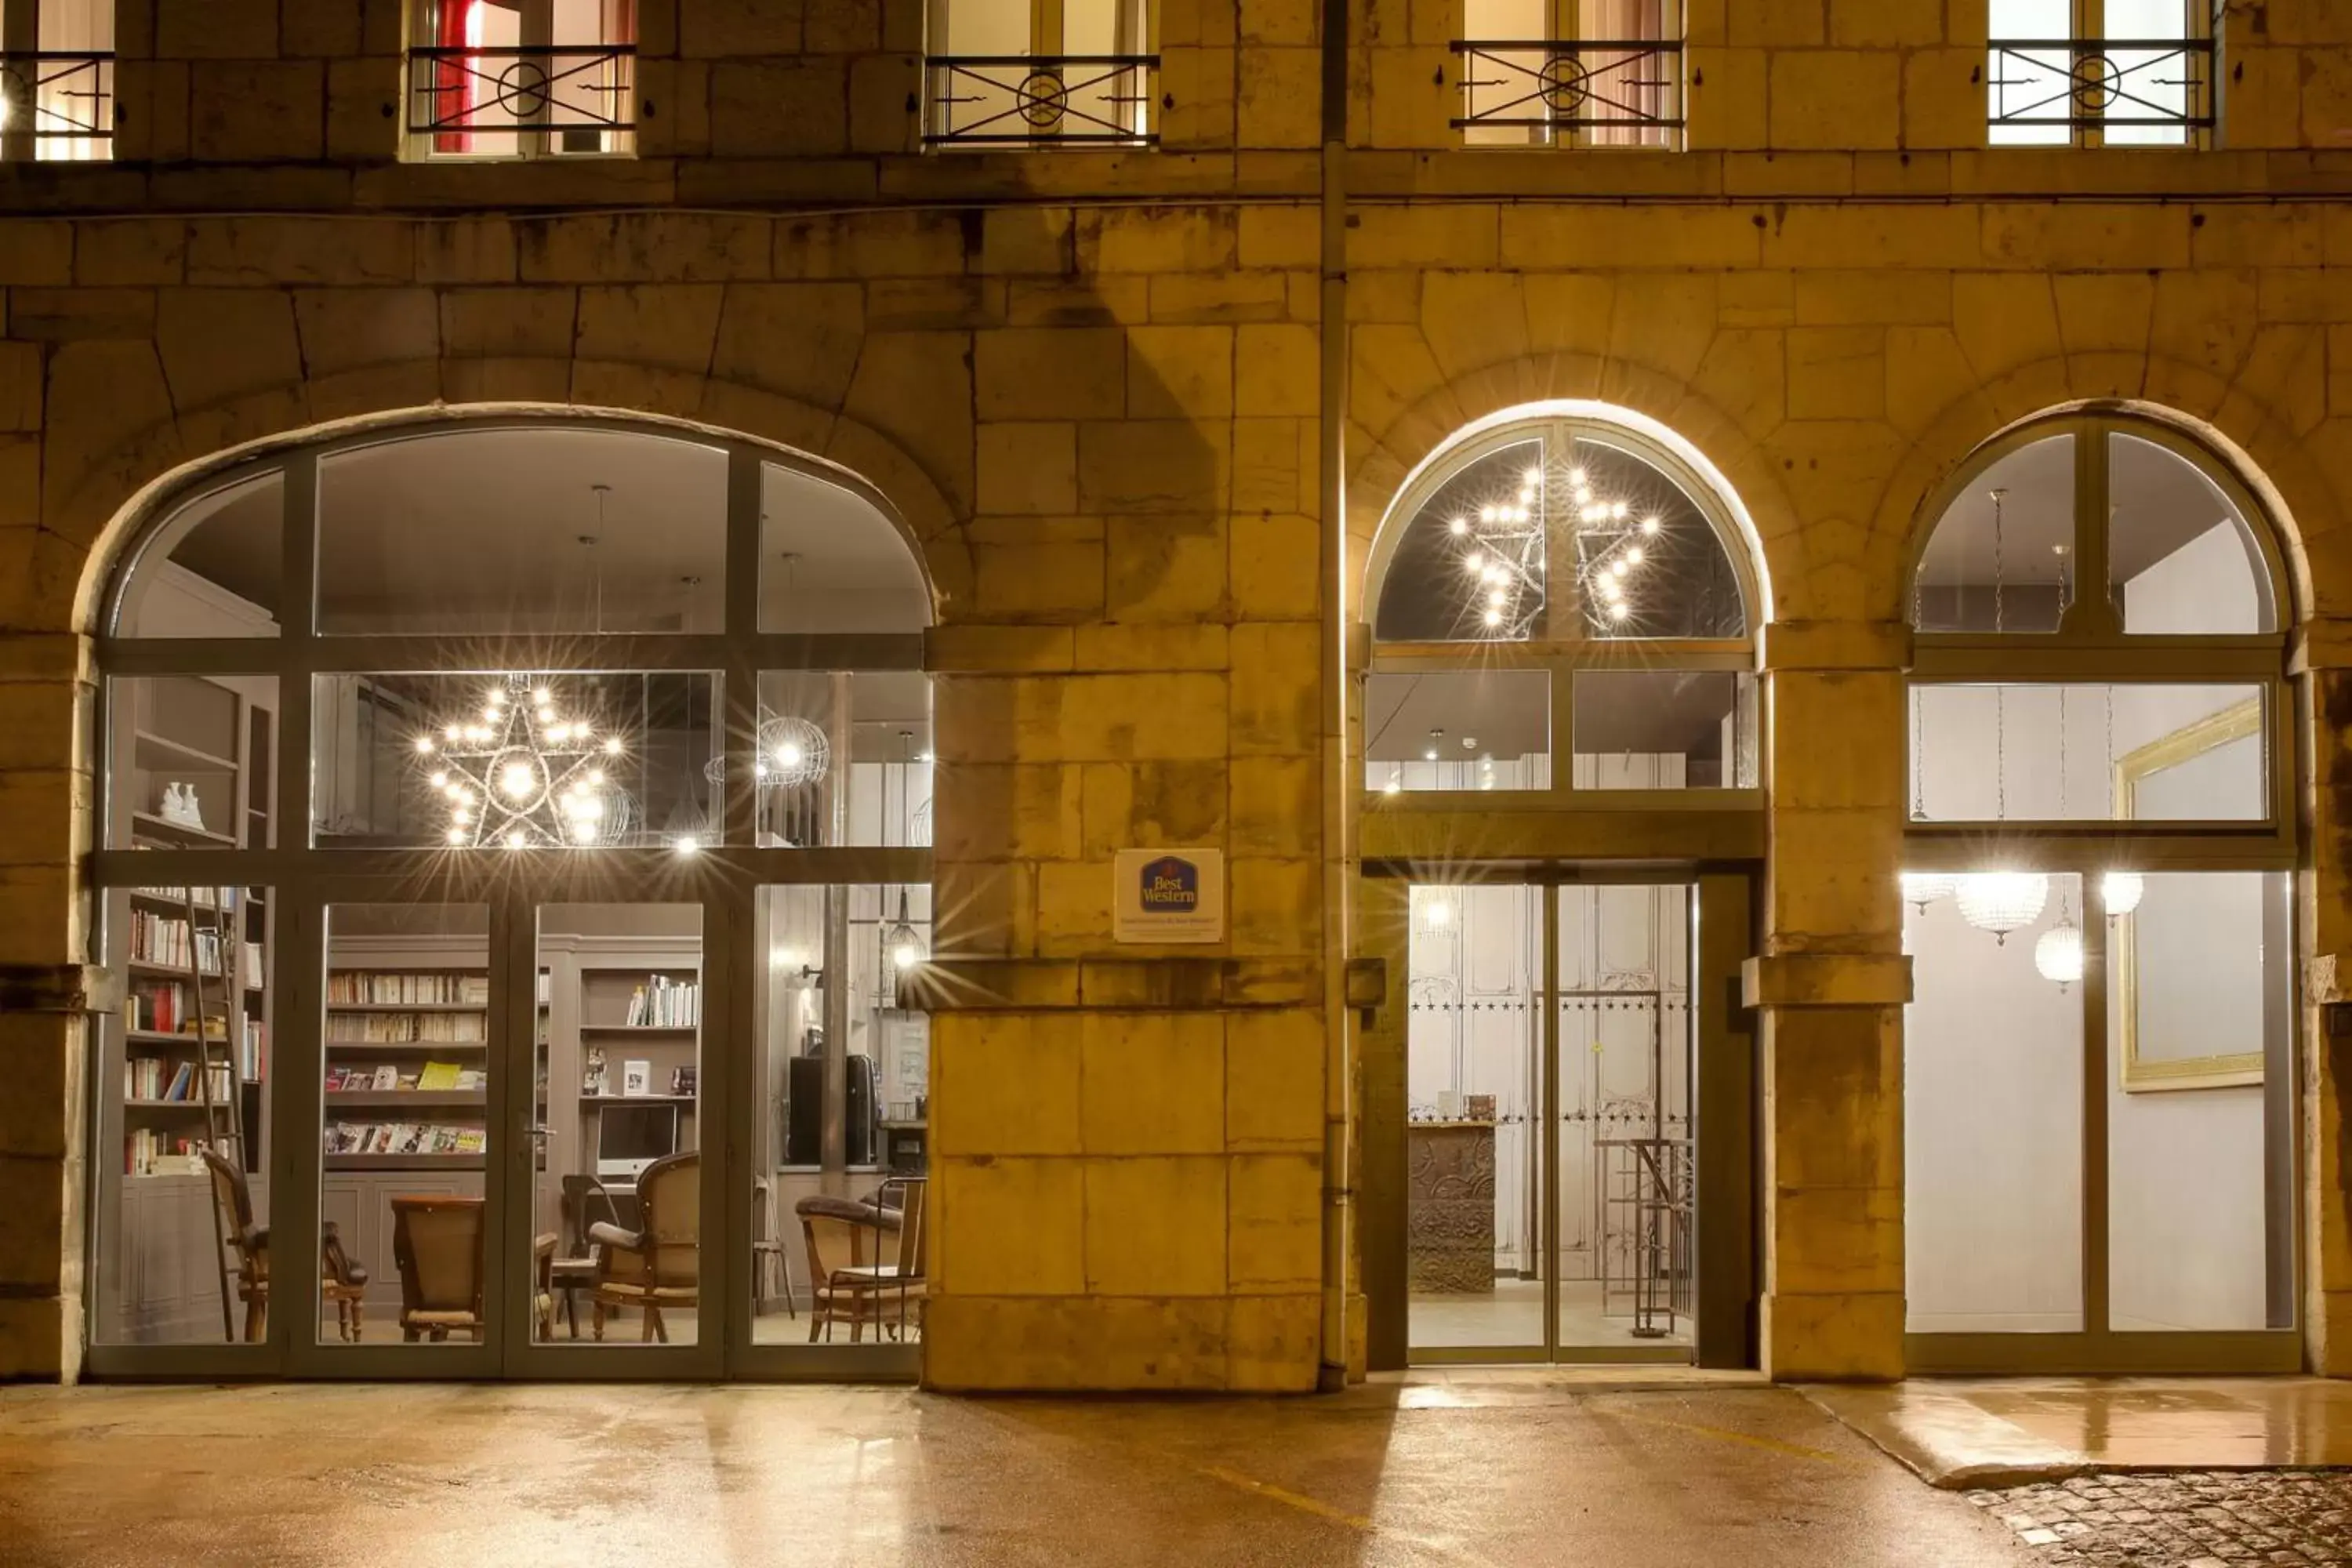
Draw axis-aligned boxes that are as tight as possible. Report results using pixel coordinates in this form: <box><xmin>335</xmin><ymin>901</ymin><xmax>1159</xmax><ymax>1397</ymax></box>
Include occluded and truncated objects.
<box><xmin>1403</xmin><ymin>877</ymin><xmax>1706</xmax><ymax>1365</ymax></box>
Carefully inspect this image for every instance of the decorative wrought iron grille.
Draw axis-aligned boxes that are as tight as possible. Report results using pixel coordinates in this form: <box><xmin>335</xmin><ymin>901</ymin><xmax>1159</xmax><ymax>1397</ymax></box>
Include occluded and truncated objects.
<box><xmin>1987</xmin><ymin>37</ymin><xmax>2214</xmax><ymax>138</ymax></box>
<box><xmin>0</xmin><ymin>52</ymin><xmax>114</xmax><ymax>153</ymax></box>
<box><xmin>408</xmin><ymin>44</ymin><xmax>635</xmax><ymax>151</ymax></box>
<box><xmin>923</xmin><ymin>55</ymin><xmax>1156</xmax><ymax>147</ymax></box>
<box><xmin>1451</xmin><ymin>40</ymin><xmax>1682</xmax><ymax>140</ymax></box>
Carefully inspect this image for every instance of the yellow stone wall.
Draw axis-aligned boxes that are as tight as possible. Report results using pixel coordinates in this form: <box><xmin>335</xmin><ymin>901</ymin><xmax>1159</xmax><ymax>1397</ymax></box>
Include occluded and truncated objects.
<box><xmin>1</xmin><ymin>0</ymin><xmax>2351</xmax><ymax>1385</ymax></box>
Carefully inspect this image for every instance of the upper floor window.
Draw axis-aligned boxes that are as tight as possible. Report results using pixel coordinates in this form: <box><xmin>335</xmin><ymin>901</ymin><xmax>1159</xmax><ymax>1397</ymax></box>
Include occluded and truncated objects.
<box><xmin>1455</xmin><ymin>0</ymin><xmax>1681</xmax><ymax>150</ymax></box>
<box><xmin>1365</xmin><ymin>410</ymin><xmax>1759</xmax><ymax>797</ymax></box>
<box><xmin>0</xmin><ymin>0</ymin><xmax>114</xmax><ymax>162</ymax></box>
<box><xmin>1988</xmin><ymin>0</ymin><xmax>2213</xmax><ymax>147</ymax></box>
<box><xmin>924</xmin><ymin>0</ymin><xmax>1154</xmax><ymax>148</ymax></box>
<box><xmin>408</xmin><ymin>0</ymin><xmax>636</xmax><ymax>161</ymax></box>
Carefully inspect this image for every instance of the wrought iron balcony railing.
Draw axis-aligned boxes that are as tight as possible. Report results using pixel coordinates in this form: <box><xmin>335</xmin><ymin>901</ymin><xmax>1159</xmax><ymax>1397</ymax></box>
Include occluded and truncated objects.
<box><xmin>1987</xmin><ymin>37</ymin><xmax>2214</xmax><ymax>140</ymax></box>
<box><xmin>924</xmin><ymin>55</ymin><xmax>1156</xmax><ymax>147</ymax></box>
<box><xmin>0</xmin><ymin>51</ymin><xmax>114</xmax><ymax>158</ymax></box>
<box><xmin>408</xmin><ymin>43</ymin><xmax>635</xmax><ymax>155</ymax></box>
<box><xmin>1452</xmin><ymin>39</ymin><xmax>1682</xmax><ymax>143</ymax></box>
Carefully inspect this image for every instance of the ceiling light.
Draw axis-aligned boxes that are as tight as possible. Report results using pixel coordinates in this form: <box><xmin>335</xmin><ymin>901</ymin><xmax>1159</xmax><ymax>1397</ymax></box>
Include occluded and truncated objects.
<box><xmin>1573</xmin><ymin>486</ymin><xmax>1594</xmax><ymax>506</ymax></box>
<box><xmin>1612</xmin><ymin>501</ymin><xmax>1630</xmax><ymax>520</ymax></box>
<box><xmin>1900</xmin><ymin>872</ymin><xmax>1956</xmax><ymax>911</ymax></box>
<box><xmin>413</xmin><ymin>736</ymin><xmax>434</xmax><ymax>754</ymax></box>
<box><xmin>1626</xmin><ymin>546</ymin><xmax>1646</xmax><ymax>565</ymax></box>
<box><xmin>604</xmin><ymin>736</ymin><xmax>622</xmax><ymax>755</ymax></box>
<box><xmin>1483</xmin><ymin>608</ymin><xmax>1504</xmax><ymax>628</ymax></box>
<box><xmin>1516</xmin><ymin>487</ymin><xmax>1534</xmax><ymax>505</ymax></box>
<box><xmin>445</xmin><ymin>826</ymin><xmax>465</xmax><ymax>845</ymax></box>
<box><xmin>1641</xmin><ymin>517</ymin><xmax>1661</xmax><ymax>535</ymax></box>
<box><xmin>1487</xmin><ymin>589</ymin><xmax>1507</xmax><ymax>608</ymax></box>
<box><xmin>1448</xmin><ymin>516</ymin><xmax>1469</xmax><ymax>535</ymax></box>
<box><xmin>1956</xmin><ymin>872</ymin><xmax>2049</xmax><ymax>943</ymax></box>
<box><xmin>2103</xmin><ymin>871</ymin><xmax>2145</xmax><ymax>917</ymax></box>
<box><xmin>1608</xmin><ymin>602</ymin><xmax>1631</xmax><ymax>622</ymax></box>
<box><xmin>1569</xmin><ymin>467</ymin><xmax>1587</xmax><ymax>486</ymax></box>
<box><xmin>1464</xmin><ymin>552</ymin><xmax>1484</xmax><ymax>573</ymax></box>
<box><xmin>673</xmin><ymin>834</ymin><xmax>700</xmax><ymax>855</ymax></box>
<box><xmin>2034</xmin><ymin>920</ymin><xmax>2085</xmax><ymax>987</ymax></box>
<box><xmin>429</xmin><ymin>771</ymin><xmax>448</xmax><ymax>789</ymax></box>
<box><xmin>1479</xmin><ymin>504</ymin><xmax>1498</xmax><ymax>523</ymax></box>
<box><xmin>501</xmin><ymin>761</ymin><xmax>537</xmax><ymax>799</ymax></box>
<box><xmin>505</xmin><ymin>829</ymin><xmax>528</xmax><ymax>850</ymax></box>
<box><xmin>1525</xmin><ymin>466</ymin><xmax>1542</xmax><ymax>485</ymax></box>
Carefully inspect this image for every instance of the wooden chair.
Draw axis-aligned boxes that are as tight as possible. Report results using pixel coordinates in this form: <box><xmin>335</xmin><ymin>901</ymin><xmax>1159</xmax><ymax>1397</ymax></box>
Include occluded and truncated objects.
<box><xmin>551</xmin><ymin>1174</ymin><xmax>625</xmax><ymax>1339</ymax></box>
<box><xmin>201</xmin><ymin>1147</ymin><xmax>368</xmax><ymax>1343</ymax></box>
<box><xmin>389</xmin><ymin>1194</ymin><xmax>485</xmax><ymax>1342</ymax></box>
<box><xmin>797</xmin><ymin>1176</ymin><xmax>926</xmax><ymax>1343</ymax></box>
<box><xmin>751</xmin><ymin>1176</ymin><xmax>796</xmax><ymax>1321</ymax></box>
<box><xmin>588</xmin><ymin>1151</ymin><xmax>699</xmax><ymax>1342</ymax></box>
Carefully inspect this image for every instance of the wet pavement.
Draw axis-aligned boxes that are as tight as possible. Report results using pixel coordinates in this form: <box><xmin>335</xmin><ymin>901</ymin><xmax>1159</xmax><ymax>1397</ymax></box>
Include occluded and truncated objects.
<box><xmin>1806</xmin><ymin>1377</ymin><xmax>2352</xmax><ymax>1487</ymax></box>
<box><xmin>1974</xmin><ymin>1472</ymin><xmax>2352</xmax><ymax>1566</ymax></box>
<box><xmin>0</xmin><ymin>1376</ymin><xmax>2032</xmax><ymax>1566</ymax></box>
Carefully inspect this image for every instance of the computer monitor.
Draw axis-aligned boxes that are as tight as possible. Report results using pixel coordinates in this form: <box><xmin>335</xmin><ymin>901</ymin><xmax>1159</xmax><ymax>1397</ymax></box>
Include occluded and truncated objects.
<box><xmin>596</xmin><ymin>1102</ymin><xmax>678</xmax><ymax>1181</ymax></box>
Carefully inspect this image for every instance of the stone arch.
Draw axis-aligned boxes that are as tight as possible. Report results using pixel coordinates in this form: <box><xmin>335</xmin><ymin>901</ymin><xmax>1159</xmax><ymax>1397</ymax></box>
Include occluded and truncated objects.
<box><xmin>60</xmin><ymin>375</ymin><xmax>973</xmax><ymax>637</ymax></box>
<box><xmin>1347</xmin><ymin>349</ymin><xmax>1792</xmax><ymax>625</ymax></box>
<box><xmin>1868</xmin><ymin>354</ymin><xmax>2343</xmax><ymax>630</ymax></box>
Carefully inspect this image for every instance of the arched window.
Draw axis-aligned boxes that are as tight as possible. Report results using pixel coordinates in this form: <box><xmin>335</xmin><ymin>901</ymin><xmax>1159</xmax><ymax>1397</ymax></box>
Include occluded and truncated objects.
<box><xmin>86</xmin><ymin>415</ymin><xmax>935</xmax><ymax>1373</ymax></box>
<box><xmin>1363</xmin><ymin>409</ymin><xmax>1762</xmax><ymax>797</ymax></box>
<box><xmin>1901</xmin><ymin>411</ymin><xmax>2298</xmax><ymax>1375</ymax></box>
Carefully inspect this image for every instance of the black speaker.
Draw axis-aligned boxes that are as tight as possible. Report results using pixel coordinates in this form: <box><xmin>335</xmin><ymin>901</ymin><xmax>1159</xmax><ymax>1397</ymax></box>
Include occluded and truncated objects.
<box><xmin>846</xmin><ymin>1053</ymin><xmax>877</xmax><ymax>1167</ymax></box>
<box><xmin>786</xmin><ymin>1055</ymin><xmax>824</xmax><ymax>1166</ymax></box>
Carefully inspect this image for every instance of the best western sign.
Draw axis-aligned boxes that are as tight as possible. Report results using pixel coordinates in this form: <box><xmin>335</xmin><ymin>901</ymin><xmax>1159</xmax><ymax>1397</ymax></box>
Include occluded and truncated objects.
<box><xmin>1112</xmin><ymin>848</ymin><xmax>1225</xmax><ymax>944</ymax></box>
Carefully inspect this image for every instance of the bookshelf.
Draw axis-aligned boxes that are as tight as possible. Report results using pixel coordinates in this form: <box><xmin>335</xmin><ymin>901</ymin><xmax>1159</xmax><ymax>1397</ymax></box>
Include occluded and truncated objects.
<box><xmin>318</xmin><ymin>942</ymin><xmax>492</xmax><ymax>1312</ymax></box>
<box><xmin>99</xmin><ymin>669</ymin><xmax>275</xmax><ymax>1345</ymax></box>
<box><xmin>321</xmin><ymin>966</ymin><xmax>492</xmax><ymax>1170</ymax></box>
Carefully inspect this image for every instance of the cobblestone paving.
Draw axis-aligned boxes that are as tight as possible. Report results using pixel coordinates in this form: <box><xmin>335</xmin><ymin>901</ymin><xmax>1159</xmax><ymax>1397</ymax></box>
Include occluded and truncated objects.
<box><xmin>1974</xmin><ymin>1472</ymin><xmax>2352</xmax><ymax>1565</ymax></box>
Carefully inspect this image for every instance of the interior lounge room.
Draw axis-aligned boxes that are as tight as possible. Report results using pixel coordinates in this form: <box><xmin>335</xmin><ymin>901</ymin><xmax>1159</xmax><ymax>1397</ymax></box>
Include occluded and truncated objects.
<box><xmin>90</xmin><ymin>416</ymin><xmax>938</xmax><ymax>1370</ymax></box>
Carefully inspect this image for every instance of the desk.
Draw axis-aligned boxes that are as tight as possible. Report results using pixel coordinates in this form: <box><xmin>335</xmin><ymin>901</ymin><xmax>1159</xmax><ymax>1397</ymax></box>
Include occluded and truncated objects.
<box><xmin>1406</xmin><ymin>1120</ymin><xmax>1497</xmax><ymax>1294</ymax></box>
<box><xmin>878</xmin><ymin>1118</ymin><xmax>927</xmax><ymax>1174</ymax></box>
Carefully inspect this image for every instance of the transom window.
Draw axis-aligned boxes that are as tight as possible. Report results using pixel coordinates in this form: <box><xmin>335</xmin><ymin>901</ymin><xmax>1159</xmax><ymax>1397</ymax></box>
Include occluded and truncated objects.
<box><xmin>1901</xmin><ymin>410</ymin><xmax>2296</xmax><ymax>1374</ymax></box>
<box><xmin>1988</xmin><ymin>0</ymin><xmax>2213</xmax><ymax>148</ymax></box>
<box><xmin>407</xmin><ymin>0</ymin><xmax>637</xmax><ymax>161</ymax></box>
<box><xmin>1455</xmin><ymin>0</ymin><xmax>1682</xmax><ymax>150</ymax></box>
<box><xmin>1365</xmin><ymin>411</ymin><xmax>1758</xmax><ymax>798</ymax></box>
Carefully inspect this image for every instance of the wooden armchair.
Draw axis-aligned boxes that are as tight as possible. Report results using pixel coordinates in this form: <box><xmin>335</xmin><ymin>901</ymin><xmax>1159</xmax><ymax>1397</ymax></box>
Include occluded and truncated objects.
<box><xmin>797</xmin><ymin>1176</ymin><xmax>926</xmax><ymax>1343</ymax></box>
<box><xmin>588</xmin><ymin>1150</ymin><xmax>700</xmax><ymax>1342</ymax></box>
<box><xmin>201</xmin><ymin>1147</ymin><xmax>368</xmax><ymax>1344</ymax></box>
<box><xmin>389</xmin><ymin>1194</ymin><xmax>485</xmax><ymax>1342</ymax></box>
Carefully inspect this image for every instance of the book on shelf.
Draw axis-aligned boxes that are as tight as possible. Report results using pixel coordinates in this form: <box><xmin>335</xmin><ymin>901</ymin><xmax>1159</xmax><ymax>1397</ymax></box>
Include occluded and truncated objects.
<box><xmin>415</xmin><ymin>1060</ymin><xmax>463</xmax><ymax>1091</ymax></box>
<box><xmin>625</xmin><ymin>975</ymin><xmax>701</xmax><ymax>1028</ymax></box>
<box><xmin>324</xmin><ymin>1010</ymin><xmax>486</xmax><ymax>1044</ymax></box>
<box><xmin>241</xmin><ymin>1018</ymin><xmax>267</xmax><ymax>1081</ymax></box>
<box><xmin>326</xmin><ymin>971</ymin><xmax>490</xmax><ymax>1006</ymax></box>
<box><xmin>123</xmin><ymin>981</ymin><xmax>223</xmax><ymax>1037</ymax></box>
<box><xmin>328</xmin><ymin>1120</ymin><xmax>485</xmax><ymax>1157</ymax></box>
<box><xmin>535</xmin><ymin>969</ymin><xmax>551</xmax><ymax>1007</ymax></box>
<box><xmin>128</xmin><ymin>910</ymin><xmax>226</xmax><ymax>974</ymax></box>
<box><xmin>122</xmin><ymin>1058</ymin><xmax>232</xmax><ymax>1102</ymax></box>
<box><xmin>143</xmin><ymin>886</ymin><xmax>233</xmax><ymax>913</ymax></box>
<box><xmin>456</xmin><ymin>1067</ymin><xmax>485</xmax><ymax>1091</ymax></box>
<box><xmin>240</xmin><ymin>940</ymin><xmax>263</xmax><ymax>990</ymax></box>
<box><xmin>125</xmin><ymin>1128</ymin><xmax>214</xmax><ymax>1175</ymax></box>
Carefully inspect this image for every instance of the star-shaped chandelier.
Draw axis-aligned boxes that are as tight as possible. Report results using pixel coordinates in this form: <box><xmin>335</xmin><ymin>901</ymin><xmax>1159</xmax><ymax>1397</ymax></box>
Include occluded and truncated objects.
<box><xmin>1443</xmin><ymin>448</ymin><xmax>1666</xmax><ymax>637</ymax></box>
<box><xmin>413</xmin><ymin>675</ymin><xmax>632</xmax><ymax>848</ymax></box>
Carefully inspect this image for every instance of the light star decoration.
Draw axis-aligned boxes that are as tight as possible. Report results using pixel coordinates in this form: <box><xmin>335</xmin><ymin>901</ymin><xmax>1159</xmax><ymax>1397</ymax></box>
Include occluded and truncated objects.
<box><xmin>412</xmin><ymin>675</ymin><xmax>630</xmax><ymax>849</ymax></box>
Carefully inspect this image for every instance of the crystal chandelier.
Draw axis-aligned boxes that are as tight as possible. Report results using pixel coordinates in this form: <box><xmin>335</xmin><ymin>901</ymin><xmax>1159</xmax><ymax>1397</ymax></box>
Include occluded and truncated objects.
<box><xmin>415</xmin><ymin>675</ymin><xmax>628</xmax><ymax>848</ymax></box>
<box><xmin>1900</xmin><ymin>872</ymin><xmax>1957</xmax><ymax>913</ymax></box>
<box><xmin>2034</xmin><ymin>917</ymin><xmax>2084</xmax><ymax>987</ymax></box>
<box><xmin>1955</xmin><ymin>872</ymin><xmax>2049</xmax><ymax>943</ymax></box>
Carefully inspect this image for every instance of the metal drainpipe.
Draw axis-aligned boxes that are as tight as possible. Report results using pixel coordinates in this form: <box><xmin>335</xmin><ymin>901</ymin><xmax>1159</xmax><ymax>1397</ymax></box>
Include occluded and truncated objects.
<box><xmin>1316</xmin><ymin>0</ymin><xmax>1355</xmax><ymax>1394</ymax></box>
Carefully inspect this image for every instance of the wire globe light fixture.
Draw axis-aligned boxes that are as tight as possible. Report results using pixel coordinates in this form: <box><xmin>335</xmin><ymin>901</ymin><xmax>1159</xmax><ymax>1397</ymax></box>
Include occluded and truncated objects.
<box><xmin>1900</xmin><ymin>872</ymin><xmax>1958</xmax><ymax>912</ymax></box>
<box><xmin>2101</xmin><ymin>870</ymin><xmax>2145</xmax><ymax>917</ymax></box>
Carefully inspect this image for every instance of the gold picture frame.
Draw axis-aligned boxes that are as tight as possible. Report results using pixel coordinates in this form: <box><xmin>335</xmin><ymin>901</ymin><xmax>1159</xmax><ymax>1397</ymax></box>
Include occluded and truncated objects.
<box><xmin>2114</xmin><ymin>696</ymin><xmax>2265</xmax><ymax>1092</ymax></box>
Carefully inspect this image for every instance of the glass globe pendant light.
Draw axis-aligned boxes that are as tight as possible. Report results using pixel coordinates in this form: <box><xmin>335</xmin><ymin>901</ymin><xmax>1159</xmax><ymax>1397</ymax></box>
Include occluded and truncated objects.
<box><xmin>1900</xmin><ymin>872</ymin><xmax>1957</xmax><ymax>913</ymax></box>
<box><xmin>2101</xmin><ymin>870</ymin><xmax>2144</xmax><ymax>918</ymax></box>
<box><xmin>1956</xmin><ymin>872</ymin><xmax>2049</xmax><ymax>945</ymax></box>
<box><xmin>2034</xmin><ymin>884</ymin><xmax>2084</xmax><ymax>988</ymax></box>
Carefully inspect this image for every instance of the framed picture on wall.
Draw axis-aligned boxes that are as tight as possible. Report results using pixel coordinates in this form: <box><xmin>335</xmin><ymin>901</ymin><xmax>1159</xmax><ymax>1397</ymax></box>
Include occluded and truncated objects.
<box><xmin>622</xmin><ymin>1059</ymin><xmax>651</xmax><ymax>1097</ymax></box>
<box><xmin>2114</xmin><ymin>695</ymin><xmax>2270</xmax><ymax>1092</ymax></box>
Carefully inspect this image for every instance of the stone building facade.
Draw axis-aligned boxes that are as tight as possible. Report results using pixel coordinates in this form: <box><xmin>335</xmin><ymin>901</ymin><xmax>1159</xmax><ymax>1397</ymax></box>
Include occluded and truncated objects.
<box><xmin>4</xmin><ymin>0</ymin><xmax>2352</xmax><ymax>1388</ymax></box>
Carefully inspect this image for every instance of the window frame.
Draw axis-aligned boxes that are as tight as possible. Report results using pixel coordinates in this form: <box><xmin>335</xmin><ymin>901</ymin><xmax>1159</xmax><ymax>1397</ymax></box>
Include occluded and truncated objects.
<box><xmin>920</xmin><ymin>0</ymin><xmax>1159</xmax><ymax>148</ymax></box>
<box><xmin>1363</xmin><ymin>412</ymin><xmax>1762</xmax><ymax>822</ymax></box>
<box><xmin>1453</xmin><ymin>0</ymin><xmax>1686</xmax><ymax>151</ymax></box>
<box><xmin>1985</xmin><ymin>0</ymin><xmax>2216</xmax><ymax>151</ymax></box>
<box><xmin>84</xmin><ymin>414</ymin><xmax>934</xmax><ymax>1381</ymax></box>
<box><xmin>0</xmin><ymin>0</ymin><xmax>116</xmax><ymax>163</ymax></box>
<box><xmin>403</xmin><ymin>0</ymin><xmax>639</xmax><ymax>163</ymax></box>
<box><xmin>1900</xmin><ymin>409</ymin><xmax>2300</xmax><ymax>1376</ymax></box>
